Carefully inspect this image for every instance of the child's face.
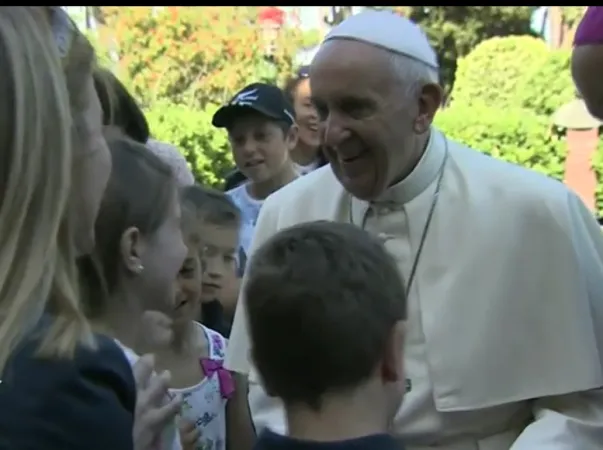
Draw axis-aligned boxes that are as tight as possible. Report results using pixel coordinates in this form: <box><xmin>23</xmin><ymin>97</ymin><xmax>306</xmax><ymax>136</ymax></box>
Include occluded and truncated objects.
<box><xmin>173</xmin><ymin>244</ymin><xmax>202</xmax><ymax>324</ymax></box>
<box><xmin>199</xmin><ymin>222</ymin><xmax>238</xmax><ymax>303</ymax></box>
<box><xmin>228</xmin><ymin>113</ymin><xmax>294</xmax><ymax>183</ymax></box>
<box><xmin>128</xmin><ymin>188</ymin><xmax>187</xmax><ymax>315</ymax></box>
<box><xmin>292</xmin><ymin>78</ymin><xmax>321</xmax><ymax>150</ymax></box>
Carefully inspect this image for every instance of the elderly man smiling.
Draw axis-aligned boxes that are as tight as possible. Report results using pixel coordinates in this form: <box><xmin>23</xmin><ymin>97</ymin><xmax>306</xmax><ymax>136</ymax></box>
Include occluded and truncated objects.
<box><xmin>227</xmin><ymin>10</ymin><xmax>603</xmax><ymax>450</ymax></box>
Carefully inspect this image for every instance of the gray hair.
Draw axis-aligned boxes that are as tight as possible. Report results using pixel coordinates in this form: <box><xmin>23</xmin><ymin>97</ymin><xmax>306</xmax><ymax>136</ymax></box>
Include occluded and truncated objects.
<box><xmin>387</xmin><ymin>52</ymin><xmax>439</xmax><ymax>101</ymax></box>
<box><xmin>146</xmin><ymin>139</ymin><xmax>195</xmax><ymax>187</ymax></box>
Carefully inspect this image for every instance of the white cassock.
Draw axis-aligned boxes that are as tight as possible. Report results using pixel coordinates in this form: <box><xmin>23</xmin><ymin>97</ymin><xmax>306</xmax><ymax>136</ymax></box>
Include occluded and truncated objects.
<box><xmin>225</xmin><ymin>128</ymin><xmax>603</xmax><ymax>450</ymax></box>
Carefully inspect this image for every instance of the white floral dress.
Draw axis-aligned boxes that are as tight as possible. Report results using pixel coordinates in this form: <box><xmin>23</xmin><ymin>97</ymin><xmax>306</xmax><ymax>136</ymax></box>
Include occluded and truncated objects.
<box><xmin>170</xmin><ymin>323</ymin><xmax>233</xmax><ymax>450</ymax></box>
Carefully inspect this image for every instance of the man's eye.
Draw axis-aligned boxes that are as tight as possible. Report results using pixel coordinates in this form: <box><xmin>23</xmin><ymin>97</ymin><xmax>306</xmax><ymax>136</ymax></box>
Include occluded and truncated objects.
<box><xmin>315</xmin><ymin>104</ymin><xmax>328</xmax><ymax>121</ymax></box>
<box><xmin>340</xmin><ymin>100</ymin><xmax>370</xmax><ymax>118</ymax></box>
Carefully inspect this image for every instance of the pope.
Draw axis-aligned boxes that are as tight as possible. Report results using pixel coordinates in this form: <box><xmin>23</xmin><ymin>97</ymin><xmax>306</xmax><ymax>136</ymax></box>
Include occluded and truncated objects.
<box><xmin>227</xmin><ymin>10</ymin><xmax>603</xmax><ymax>450</ymax></box>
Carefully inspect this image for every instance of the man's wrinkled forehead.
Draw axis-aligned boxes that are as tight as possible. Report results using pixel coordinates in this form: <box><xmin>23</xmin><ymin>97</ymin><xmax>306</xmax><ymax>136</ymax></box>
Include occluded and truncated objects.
<box><xmin>310</xmin><ymin>39</ymin><xmax>360</xmax><ymax>73</ymax></box>
<box><xmin>309</xmin><ymin>40</ymin><xmax>393</xmax><ymax>99</ymax></box>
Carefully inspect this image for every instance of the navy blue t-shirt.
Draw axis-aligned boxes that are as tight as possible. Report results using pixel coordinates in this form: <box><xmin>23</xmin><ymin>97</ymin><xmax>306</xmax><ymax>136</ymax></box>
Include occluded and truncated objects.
<box><xmin>0</xmin><ymin>321</ymin><xmax>136</xmax><ymax>450</ymax></box>
<box><xmin>254</xmin><ymin>429</ymin><xmax>403</xmax><ymax>450</ymax></box>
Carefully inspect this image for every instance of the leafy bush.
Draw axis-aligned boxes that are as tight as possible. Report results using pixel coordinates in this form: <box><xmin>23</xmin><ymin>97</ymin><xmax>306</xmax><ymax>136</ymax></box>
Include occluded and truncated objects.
<box><xmin>435</xmin><ymin>103</ymin><xmax>567</xmax><ymax>180</ymax></box>
<box><xmin>96</xmin><ymin>7</ymin><xmax>304</xmax><ymax>108</ymax></box>
<box><xmin>451</xmin><ymin>35</ymin><xmax>549</xmax><ymax>110</ymax></box>
<box><xmin>515</xmin><ymin>49</ymin><xmax>576</xmax><ymax>117</ymax></box>
<box><xmin>145</xmin><ymin>101</ymin><xmax>232</xmax><ymax>187</ymax></box>
<box><xmin>408</xmin><ymin>7</ymin><xmax>537</xmax><ymax>94</ymax></box>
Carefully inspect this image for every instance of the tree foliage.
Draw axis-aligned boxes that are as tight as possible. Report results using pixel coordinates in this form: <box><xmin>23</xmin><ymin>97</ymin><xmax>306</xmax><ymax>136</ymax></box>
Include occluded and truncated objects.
<box><xmin>515</xmin><ymin>49</ymin><xmax>575</xmax><ymax>117</ymax></box>
<box><xmin>96</xmin><ymin>7</ymin><xmax>304</xmax><ymax>108</ymax></box>
<box><xmin>561</xmin><ymin>6</ymin><xmax>587</xmax><ymax>29</ymax></box>
<box><xmin>451</xmin><ymin>36</ymin><xmax>549</xmax><ymax>110</ymax></box>
<box><xmin>89</xmin><ymin>7</ymin><xmax>305</xmax><ymax>187</ymax></box>
<box><xmin>452</xmin><ymin>35</ymin><xmax>576</xmax><ymax>118</ymax></box>
<box><xmin>406</xmin><ymin>7</ymin><xmax>537</xmax><ymax>93</ymax></box>
<box><xmin>145</xmin><ymin>101</ymin><xmax>232</xmax><ymax>187</ymax></box>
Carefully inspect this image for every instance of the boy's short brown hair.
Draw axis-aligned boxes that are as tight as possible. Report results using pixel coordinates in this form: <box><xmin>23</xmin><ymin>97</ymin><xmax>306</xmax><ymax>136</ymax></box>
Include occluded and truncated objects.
<box><xmin>245</xmin><ymin>221</ymin><xmax>406</xmax><ymax>410</ymax></box>
<box><xmin>180</xmin><ymin>184</ymin><xmax>241</xmax><ymax>229</ymax></box>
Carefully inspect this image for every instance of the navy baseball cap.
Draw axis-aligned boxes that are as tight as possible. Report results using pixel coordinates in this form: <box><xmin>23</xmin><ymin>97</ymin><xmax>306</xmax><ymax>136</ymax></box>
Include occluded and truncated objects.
<box><xmin>296</xmin><ymin>65</ymin><xmax>310</xmax><ymax>78</ymax></box>
<box><xmin>212</xmin><ymin>82</ymin><xmax>296</xmax><ymax>129</ymax></box>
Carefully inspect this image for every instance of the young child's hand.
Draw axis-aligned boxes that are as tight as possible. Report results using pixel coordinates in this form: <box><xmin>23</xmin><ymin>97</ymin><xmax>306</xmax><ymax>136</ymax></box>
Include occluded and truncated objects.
<box><xmin>179</xmin><ymin>419</ymin><xmax>200</xmax><ymax>450</ymax></box>
<box><xmin>132</xmin><ymin>355</ymin><xmax>182</xmax><ymax>450</ymax></box>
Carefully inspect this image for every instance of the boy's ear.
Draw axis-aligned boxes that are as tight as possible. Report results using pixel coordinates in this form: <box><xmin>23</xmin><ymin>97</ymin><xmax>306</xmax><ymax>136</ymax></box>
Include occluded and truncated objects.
<box><xmin>286</xmin><ymin>123</ymin><xmax>299</xmax><ymax>152</ymax></box>
<box><xmin>380</xmin><ymin>320</ymin><xmax>405</xmax><ymax>383</ymax></box>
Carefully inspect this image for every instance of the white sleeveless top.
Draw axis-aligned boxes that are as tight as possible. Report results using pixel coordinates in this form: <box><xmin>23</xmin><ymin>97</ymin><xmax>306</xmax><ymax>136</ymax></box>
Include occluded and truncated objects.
<box><xmin>170</xmin><ymin>323</ymin><xmax>230</xmax><ymax>450</ymax></box>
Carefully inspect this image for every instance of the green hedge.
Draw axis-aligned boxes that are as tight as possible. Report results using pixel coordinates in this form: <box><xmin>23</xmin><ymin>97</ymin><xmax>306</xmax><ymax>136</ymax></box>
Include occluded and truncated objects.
<box><xmin>435</xmin><ymin>104</ymin><xmax>567</xmax><ymax>181</ymax></box>
<box><xmin>451</xmin><ymin>35</ymin><xmax>549</xmax><ymax>111</ymax></box>
<box><xmin>449</xmin><ymin>35</ymin><xmax>603</xmax><ymax>215</ymax></box>
<box><xmin>515</xmin><ymin>49</ymin><xmax>575</xmax><ymax>117</ymax></box>
<box><xmin>145</xmin><ymin>101</ymin><xmax>232</xmax><ymax>187</ymax></box>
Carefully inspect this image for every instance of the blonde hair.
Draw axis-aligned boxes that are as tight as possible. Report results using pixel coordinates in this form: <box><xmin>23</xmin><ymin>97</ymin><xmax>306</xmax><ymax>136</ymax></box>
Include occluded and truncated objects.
<box><xmin>0</xmin><ymin>7</ymin><xmax>92</xmax><ymax>371</ymax></box>
<box><xmin>61</xmin><ymin>12</ymin><xmax>96</xmax><ymax>155</ymax></box>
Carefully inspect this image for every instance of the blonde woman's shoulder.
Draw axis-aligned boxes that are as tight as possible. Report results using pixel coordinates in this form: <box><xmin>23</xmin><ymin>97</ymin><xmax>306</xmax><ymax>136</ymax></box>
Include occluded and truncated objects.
<box><xmin>0</xmin><ymin>327</ymin><xmax>136</xmax><ymax>450</ymax></box>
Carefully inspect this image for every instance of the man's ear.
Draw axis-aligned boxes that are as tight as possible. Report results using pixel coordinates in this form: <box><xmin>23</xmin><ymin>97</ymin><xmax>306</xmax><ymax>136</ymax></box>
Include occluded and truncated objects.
<box><xmin>414</xmin><ymin>83</ymin><xmax>444</xmax><ymax>134</ymax></box>
<box><xmin>120</xmin><ymin>226</ymin><xmax>145</xmax><ymax>275</ymax></box>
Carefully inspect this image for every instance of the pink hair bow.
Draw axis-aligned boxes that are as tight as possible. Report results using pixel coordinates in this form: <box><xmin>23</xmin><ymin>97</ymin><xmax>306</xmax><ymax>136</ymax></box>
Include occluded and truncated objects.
<box><xmin>201</xmin><ymin>359</ymin><xmax>235</xmax><ymax>399</ymax></box>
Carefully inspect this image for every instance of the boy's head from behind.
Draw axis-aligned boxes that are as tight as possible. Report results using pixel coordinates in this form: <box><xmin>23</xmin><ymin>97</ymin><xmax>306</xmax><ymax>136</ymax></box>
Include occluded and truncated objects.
<box><xmin>80</xmin><ymin>135</ymin><xmax>186</xmax><ymax>320</ymax></box>
<box><xmin>180</xmin><ymin>185</ymin><xmax>240</xmax><ymax>303</ymax></box>
<box><xmin>245</xmin><ymin>221</ymin><xmax>407</xmax><ymax>420</ymax></box>
<box><xmin>212</xmin><ymin>83</ymin><xmax>298</xmax><ymax>184</ymax></box>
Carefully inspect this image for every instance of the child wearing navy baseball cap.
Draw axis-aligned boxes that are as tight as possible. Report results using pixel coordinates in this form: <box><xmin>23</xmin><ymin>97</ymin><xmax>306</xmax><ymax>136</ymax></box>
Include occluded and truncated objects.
<box><xmin>213</xmin><ymin>83</ymin><xmax>299</xmax><ymax>274</ymax></box>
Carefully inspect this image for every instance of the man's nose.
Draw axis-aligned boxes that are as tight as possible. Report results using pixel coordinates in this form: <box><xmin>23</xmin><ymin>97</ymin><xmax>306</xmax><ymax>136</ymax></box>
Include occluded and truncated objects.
<box><xmin>322</xmin><ymin>116</ymin><xmax>351</xmax><ymax>148</ymax></box>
